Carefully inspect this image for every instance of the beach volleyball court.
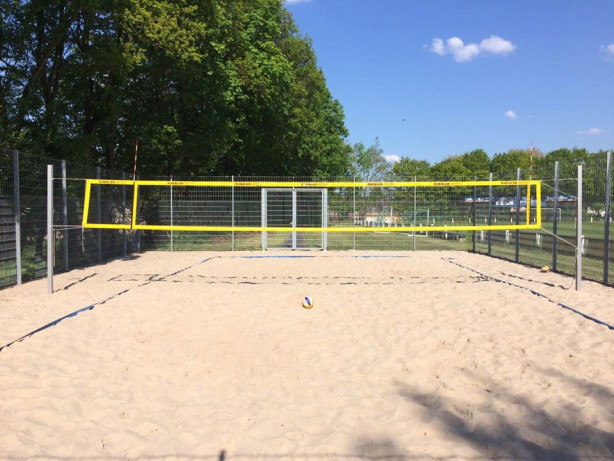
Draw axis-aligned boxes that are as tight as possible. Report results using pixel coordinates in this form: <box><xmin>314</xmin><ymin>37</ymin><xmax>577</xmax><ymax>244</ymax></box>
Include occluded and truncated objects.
<box><xmin>1</xmin><ymin>250</ymin><xmax>613</xmax><ymax>460</ymax></box>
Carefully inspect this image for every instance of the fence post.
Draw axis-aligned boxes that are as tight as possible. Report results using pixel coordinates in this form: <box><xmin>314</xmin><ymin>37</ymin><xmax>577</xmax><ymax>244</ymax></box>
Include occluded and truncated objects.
<box><xmin>472</xmin><ymin>176</ymin><xmax>476</xmax><ymax>252</ymax></box>
<box><xmin>122</xmin><ymin>172</ymin><xmax>127</xmax><ymax>257</ymax></box>
<box><xmin>12</xmin><ymin>150</ymin><xmax>22</xmax><ymax>285</ymax></box>
<box><xmin>552</xmin><ymin>161</ymin><xmax>560</xmax><ymax>270</ymax></box>
<box><xmin>488</xmin><ymin>172</ymin><xmax>493</xmax><ymax>255</ymax></box>
<box><xmin>604</xmin><ymin>151</ymin><xmax>612</xmax><ymax>284</ymax></box>
<box><xmin>47</xmin><ymin>164</ymin><xmax>54</xmax><ymax>294</ymax></box>
<box><xmin>413</xmin><ymin>176</ymin><xmax>417</xmax><ymax>251</ymax></box>
<box><xmin>576</xmin><ymin>165</ymin><xmax>583</xmax><ymax>291</ymax></box>
<box><xmin>231</xmin><ymin>175</ymin><xmax>235</xmax><ymax>251</ymax></box>
<box><xmin>515</xmin><ymin>168</ymin><xmax>521</xmax><ymax>263</ymax></box>
<box><xmin>96</xmin><ymin>166</ymin><xmax>101</xmax><ymax>262</ymax></box>
<box><xmin>61</xmin><ymin>160</ymin><xmax>69</xmax><ymax>271</ymax></box>
<box><xmin>170</xmin><ymin>175</ymin><xmax>174</xmax><ymax>252</ymax></box>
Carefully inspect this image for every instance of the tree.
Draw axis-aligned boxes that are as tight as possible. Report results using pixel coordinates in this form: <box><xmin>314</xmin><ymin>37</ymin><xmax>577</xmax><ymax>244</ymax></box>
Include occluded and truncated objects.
<box><xmin>350</xmin><ymin>138</ymin><xmax>390</xmax><ymax>181</ymax></box>
<box><xmin>430</xmin><ymin>155</ymin><xmax>470</xmax><ymax>179</ymax></box>
<box><xmin>391</xmin><ymin>158</ymin><xmax>431</xmax><ymax>180</ymax></box>
<box><xmin>461</xmin><ymin>149</ymin><xmax>490</xmax><ymax>178</ymax></box>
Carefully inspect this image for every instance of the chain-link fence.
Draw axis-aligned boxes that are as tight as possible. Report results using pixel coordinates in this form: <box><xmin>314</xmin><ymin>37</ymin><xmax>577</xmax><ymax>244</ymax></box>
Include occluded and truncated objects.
<box><xmin>474</xmin><ymin>153</ymin><xmax>613</xmax><ymax>287</ymax></box>
<box><xmin>1</xmin><ymin>150</ymin><xmax>612</xmax><ymax>289</ymax></box>
<box><xmin>0</xmin><ymin>149</ymin><xmax>138</xmax><ymax>288</ymax></box>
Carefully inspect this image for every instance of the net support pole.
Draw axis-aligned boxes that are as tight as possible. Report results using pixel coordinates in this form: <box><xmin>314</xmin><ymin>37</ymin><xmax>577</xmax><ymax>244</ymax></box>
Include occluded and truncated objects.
<box><xmin>552</xmin><ymin>161</ymin><xmax>560</xmax><ymax>270</ymax></box>
<box><xmin>515</xmin><ymin>168</ymin><xmax>521</xmax><ymax>263</ymax></box>
<box><xmin>47</xmin><ymin>164</ymin><xmax>54</xmax><ymax>294</ymax></box>
<box><xmin>472</xmin><ymin>176</ymin><xmax>476</xmax><ymax>253</ymax></box>
<box><xmin>603</xmin><ymin>151</ymin><xmax>612</xmax><ymax>284</ymax></box>
<box><xmin>322</xmin><ymin>188</ymin><xmax>328</xmax><ymax>251</ymax></box>
<box><xmin>170</xmin><ymin>175</ymin><xmax>174</xmax><ymax>252</ymax></box>
<box><xmin>95</xmin><ymin>167</ymin><xmax>101</xmax><ymax>262</ymax></box>
<box><xmin>291</xmin><ymin>189</ymin><xmax>297</xmax><ymax>250</ymax></box>
<box><xmin>261</xmin><ymin>189</ymin><xmax>267</xmax><ymax>251</ymax></box>
<box><xmin>576</xmin><ymin>164</ymin><xmax>583</xmax><ymax>291</ymax></box>
<box><xmin>231</xmin><ymin>175</ymin><xmax>235</xmax><ymax>251</ymax></box>
<box><xmin>413</xmin><ymin>176</ymin><xmax>417</xmax><ymax>251</ymax></box>
<box><xmin>61</xmin><ymin>160</ymin><xmax>69</xmax><ymax>271</ymax></box>
<box><xmin>488</xmin><ymin>172</ymin><xmax>493</xmax><ymax>255</ymax></box>
<box><xmin>122</xmin><ymin>172</ymin><xmax>127</xmax><ymax>257</ymax></box>
<box><xmin>353</xmin><ymin>177</ymin><xmax>356</xmax><ymax>250</ymax></box>
<box><xmin>12</xmin><ymin>150</ymin><xmax>22</xmax><ymax>285</ymax></box>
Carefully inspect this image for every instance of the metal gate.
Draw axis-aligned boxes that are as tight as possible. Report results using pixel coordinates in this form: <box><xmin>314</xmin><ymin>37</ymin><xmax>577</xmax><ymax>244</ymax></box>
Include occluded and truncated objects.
<box><xmin>261</xmin><ymin>188</ymin><xmax>328</xmax><ymax>250</ymax></box>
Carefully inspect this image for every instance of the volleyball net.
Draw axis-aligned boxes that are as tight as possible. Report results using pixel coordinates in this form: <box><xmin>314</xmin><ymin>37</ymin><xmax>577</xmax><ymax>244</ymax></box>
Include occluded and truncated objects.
<box><xmin>82</xmin><ymin>179</ymin><xmax>542</xmax><ymax>235</ymax></box>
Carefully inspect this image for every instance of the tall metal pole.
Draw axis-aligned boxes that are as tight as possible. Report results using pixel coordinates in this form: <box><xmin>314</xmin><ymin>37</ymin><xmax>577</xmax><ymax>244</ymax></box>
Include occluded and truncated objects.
<box><xmin>552</xmin><ymin>161</ymin><xmax>560</xmax><ymax>271</ymax></box>
<box><xmin>231</xmin><ymin>175</ymin><xmax>235</xmax><ymax>251</ymax></box>
<box><xmin>353</xmin><ymin>176</ymin><xmax>356</xmax><ymax>250</ymax></box>
<box><xmin>96</xmin><ymin>166</ymin><xmax>101</xmax><ymax>262</ymax></box>
<box><xmin>61</xmin><ymin>160</ymin><xmax>69</xmax><ymax>271</ymax></box>
<box><xmin>413</xmin><ymin>176</ymin><xmax>417</xmax><ymax>251</ymax></box>
<box><xmin>515</xmin><ymin>168</ymin><xmax>521</xmax><ymax>262</ymax></box>
<box><xmin>12</xmin><ymin>150</ymin><xmax>22</xmax><ymax>285</ymax></box>
<box><xmin>576</xmin><ymin>165</ymin><xmax>583</xmax><ymax>291</ymax></box>
<box><xmin>603</xmin><ymin>151</ymin><xmax>612</xmax><ymax>284</ymax></box>
<box><xmin>122</xmin><ymin>172</ymin><xmax>127</xmax><ymax>256</ymax></box>
<box><xmin>170</xmin><ymin>175</ymin><xmax>174</xmax><ymax>251</ymax></box>
<box><xmin>47</xmin><ymin>165</ymin><xmax>54</xmax><ymax>294</ymax></box>
<box><xmin>472</xmin><ymin>175</ymin><xmax>477</xmax><ymax>253</ymax></box>
<box><xmin>488</xmin><ymin>172</ymin><xmax>493</xmax><ymax>255</ymax></box>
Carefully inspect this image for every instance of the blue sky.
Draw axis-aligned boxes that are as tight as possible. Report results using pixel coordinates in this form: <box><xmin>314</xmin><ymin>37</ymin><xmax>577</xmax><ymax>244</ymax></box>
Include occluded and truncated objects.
<box><xmin>284</xmin><ymin>0</ymin><xmax>614</xmax><ymax>164</ymax></box>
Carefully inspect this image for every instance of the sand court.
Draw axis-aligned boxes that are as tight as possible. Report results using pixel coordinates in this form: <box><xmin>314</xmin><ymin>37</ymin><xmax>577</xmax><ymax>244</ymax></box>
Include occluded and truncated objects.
<box><xmin>1</xmin><ymin>250</ymin><xmax>614</xmax><ymax>460</ymax></box>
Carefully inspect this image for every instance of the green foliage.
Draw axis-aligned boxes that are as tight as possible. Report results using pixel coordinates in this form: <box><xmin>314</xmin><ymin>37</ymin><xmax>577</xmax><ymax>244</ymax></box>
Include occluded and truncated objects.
<box><xmin>350</xmin><ymin>138</ymin><xmax>390</xmax><ymax>181</ymax></box>
<box><xmin>391</xmin><ymin>158</ymin><xmax>431</xmax><ymax>179</ymax></box>
<box><xmin>1</xmin><ymin>0</ymin><xmax>350</xmax><ymax>177</ymax></box>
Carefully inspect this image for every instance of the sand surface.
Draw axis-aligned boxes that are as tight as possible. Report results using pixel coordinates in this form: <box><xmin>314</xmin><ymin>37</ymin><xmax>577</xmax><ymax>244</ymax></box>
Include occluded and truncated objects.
<box><xmin>1</xmin><ymin>250</ymin><xmax>613</xmax><ymax>460</ymax></box>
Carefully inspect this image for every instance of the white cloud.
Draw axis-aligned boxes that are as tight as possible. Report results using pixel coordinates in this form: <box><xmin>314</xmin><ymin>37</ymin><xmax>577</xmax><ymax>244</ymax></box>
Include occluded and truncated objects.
<box><xmin>504</xmin><ymin>110</ymin><xmax>518</xmax><ymax>120</ymax></box>
<box><xmin>577</xmin><ymin>127</ymin><xmax>604</xmax><ymax>135</ymax></box>
<box><xmin>284</xmin><ymin>0</ymin><xmax>312</xmax><ymax>4</ymax></box>
<box><xmin>384</xmin><ymin>154</ymin><xmax>401</xmax><ymax>164</ymax></box>
<box><xmin>430</xmin><ymin>38</ymin><xmax>446</xmax><ymax>56</ymax></box>
<box><xmin>429</xmin><ymin>35</ymin><xmax>516</xmax><ymax>62</ymax></box>
<box><xmin>601</xmin><ymin>43</ymin><xmax>614</xmax><ymax>59</ymax></box>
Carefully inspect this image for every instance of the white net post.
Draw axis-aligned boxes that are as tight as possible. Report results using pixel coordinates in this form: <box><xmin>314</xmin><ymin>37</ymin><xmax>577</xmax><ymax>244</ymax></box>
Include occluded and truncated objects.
<box><xmin>47</xmin><ymin>164</ymin><xmax>54</xmax><ymax>294</ymax></box>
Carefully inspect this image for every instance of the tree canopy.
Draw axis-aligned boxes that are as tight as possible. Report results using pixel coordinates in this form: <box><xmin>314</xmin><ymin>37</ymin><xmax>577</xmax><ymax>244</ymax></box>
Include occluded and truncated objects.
<box><xmin>1</xmin><ymin>0</ymin><xmax>350</xmax><ymax>177</ymax></box>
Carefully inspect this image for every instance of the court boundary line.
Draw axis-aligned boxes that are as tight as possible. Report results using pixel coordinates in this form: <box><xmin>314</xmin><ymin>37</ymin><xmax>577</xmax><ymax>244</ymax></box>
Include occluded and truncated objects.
<box><xmin>0</xmin><ymin>257</ymin><xmax>218</xmax><ymax>353</ymax></box>
<box><xmin>443</xmin><ymin>257</ymin><xmax>614</xmax><ymax>331</ymax></box>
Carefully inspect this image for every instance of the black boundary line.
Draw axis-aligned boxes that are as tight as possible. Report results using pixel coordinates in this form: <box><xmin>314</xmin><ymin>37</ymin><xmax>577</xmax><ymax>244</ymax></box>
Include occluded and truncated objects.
<box><xmin>0</xmin><ymin>257</ymin><xmax>219</xmax><ymax>353</ymax></box>
<box><xmin>443</xmin><ymin>257</ymin><xmax>614</xmax><ymax>331</ymax></box>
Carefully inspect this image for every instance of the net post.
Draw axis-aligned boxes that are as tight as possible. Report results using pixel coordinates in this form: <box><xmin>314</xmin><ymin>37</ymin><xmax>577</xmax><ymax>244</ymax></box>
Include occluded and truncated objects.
<box><xmin>472</xmin><ymin>176</ymin><xmax>476</xmax><ymax>252</ymax></box>
<box><xmin>231</xmin><ymin>175</ymin><xmax>235</xmax><ymax>251</ymax></box>
<box><xmin>552</xmin><ymin>161</ymin><xmax>560</xmax><ymax>270</ymax></box>
<box><xmin>95</xmin><ymin>167</ymin><xmax>102</xmax><ymax>262</ymax></box>
<box><xmin>261</xmin><ymin>188</ymin><xmax>267</xmax><ymax>250</ymax></box>
<box><xmin>291</xmin><ymin>188</ymin><xmax>297</xmax><ymax>249</ymax></box>
<box><xmin>353</xmin><ymin>177</ymin><xmax>356</xmax><ymax>250</ymax></box>
<box><xmin>170</xmin><ymin>175</ymin><xmax>174</xmax><ymax>252</ymax></box>
<box><xmin>603</xmin><ymin>151</ymin><xmax>612</xmax><ymax>284</ymax></box>
<box><xmin>61</xmin><ymin>160</ymin><xmax>69</xmax><ymax>271</ymax></box>
<box><xmin>515</xmin><ymin>168</ymin><xmax>521</xmax><ymax>262</ymax></box>
<box><xmin>12</xmin><ymin>150</ymin><xmax>22</xmax><ymax>285</ymax></box>
<box><xmin>322</xmin><ymin>188</ymin><xmax>328</xmax><ymax>251</ymax></box>
<box><xmin>122</xmin><ymin>172</ymin><xmax>127</xmax><ymax>257</ymax></box>
<box><xmin>576</xmin><ymin>164</ymin><xmax>583</xmax><ymax>291</ymax></box>
<box><xmin>47</xmin><ymin>164</ymin><xmax>54</xmax><ymax>294</ymax></box>
<box><xmin>413</xmin><ymin>176</ymin><xmax>417</xmax><ymax>251</ymax></box>
<box><xmin>487</xmin><ymin>173</ymin><xmax>493</xmax><ymax>255</ymax></box>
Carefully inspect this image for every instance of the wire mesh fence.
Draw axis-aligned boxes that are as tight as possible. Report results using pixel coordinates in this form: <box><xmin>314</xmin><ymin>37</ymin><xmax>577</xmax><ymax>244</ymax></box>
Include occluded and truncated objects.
<box><xmin>0</xmin><ymin>149</ymin><xmax>138</xmax><ymax>288</ymax></box>
<box><xmin>0</xmin><ymin>150</ymin><xmax>612</xmax><ymax>289</ymax></box>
